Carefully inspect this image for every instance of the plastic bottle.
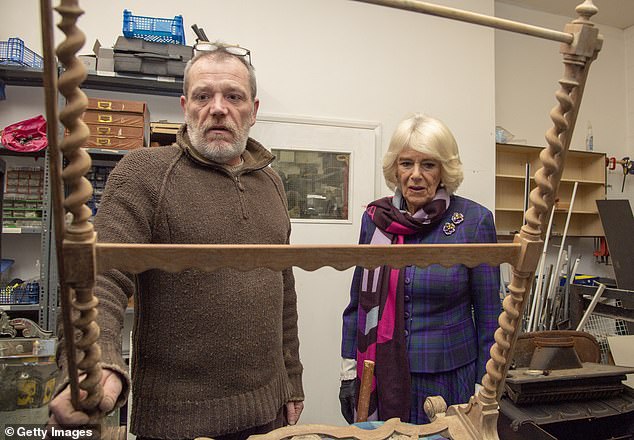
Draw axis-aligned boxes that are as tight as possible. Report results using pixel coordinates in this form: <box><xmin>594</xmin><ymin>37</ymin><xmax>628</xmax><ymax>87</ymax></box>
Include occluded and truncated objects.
<box><xmin>585</xmin><ymin>121</ymin><xmax>594</xmax><ymax>151</ymax></box>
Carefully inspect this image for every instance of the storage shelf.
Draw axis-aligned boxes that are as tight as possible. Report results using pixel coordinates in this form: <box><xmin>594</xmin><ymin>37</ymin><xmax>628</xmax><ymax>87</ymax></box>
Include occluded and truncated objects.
<box><xmin>0</xmin><ymin>65</ymin><xmax>183</xmax><ymax>97</ymax></box>
<box><xmin>3</xmin><ymin>226</ymin><xmax>42</xmax><ymax>234</ymax></box>
<box><xmin>495</xmin><ymin>143</ymin><xmax>606</xmax><ymax>237</ymax></box>
<box><xmin>0</xmin><ymin>145</ymin><xmax>46</xmax><ymax>158</ymax></box>
<box><xmin>85</xmin><ymin>148</ymin><xmax>130</xmax><ymax>160</ymax></box>
<box><xmin>0</xmin><ymin>304</ymin><xmax>40</xmax><ymax>311</ymax></box>
<box><xmin>2</xmin><ymin>62</ymin><xmax>180</xmax><ymax>332</ymax></box>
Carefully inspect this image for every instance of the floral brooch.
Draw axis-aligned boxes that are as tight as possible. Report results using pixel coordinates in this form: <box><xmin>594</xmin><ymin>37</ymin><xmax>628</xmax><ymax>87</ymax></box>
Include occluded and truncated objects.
<box><xmin>443</xmin><ymin>212</ymin><xmax>465</xmax><ymax>236</ymax></box>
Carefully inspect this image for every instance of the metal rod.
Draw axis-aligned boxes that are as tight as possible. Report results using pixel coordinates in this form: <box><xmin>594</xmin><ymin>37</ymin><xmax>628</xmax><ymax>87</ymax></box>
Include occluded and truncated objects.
<box><xmin>527</xmin><ymin>204</ymin><xmax>556</xmax><ymax>331</ymax></box>
<box><xmin>564</xmin><ymin>255</ymin><xmax>581</xmax><ymax>322</ymax></box>
<box><xmin>523</xmin><ymin>162</ymin><xmax>530</xmax><ymax>226</ymax></box>
<box><xmin>543</xmin><ymin>181</ymin><xmax>579</xmax><ymax>329</ymax></box>
<box><xmin>537</xmin><ymin>265</ymin><xmax>553</xmax><ymax>331</ymax></box>
<box><xmin>576</xmin><ymin>282</ymin><xmax>606</xmax><ymax>331</ymax></box>
<box><xmin>351</xmin><ymin>0</ymin><xmax>573</xmax><ymax>43</ymax></box>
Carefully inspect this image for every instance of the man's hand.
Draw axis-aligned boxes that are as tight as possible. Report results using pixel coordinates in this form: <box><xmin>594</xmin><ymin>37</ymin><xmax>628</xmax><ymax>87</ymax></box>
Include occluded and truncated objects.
<box><xmin>48</xmin><ymin>369</ymin><xmax>123</xmax><ymax>425</ymax></box>
<box><xmin>285</xmin><ymin>401</ymin><xmax>304</xmax><ymax>426</ymax></box>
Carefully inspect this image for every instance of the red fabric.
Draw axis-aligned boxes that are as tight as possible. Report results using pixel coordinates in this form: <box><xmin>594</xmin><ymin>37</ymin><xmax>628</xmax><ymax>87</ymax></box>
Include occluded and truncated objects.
<box><xmin>1</xmin><ymin>115</ymin><xmax>48</xmax><ymax>152</ymax></box>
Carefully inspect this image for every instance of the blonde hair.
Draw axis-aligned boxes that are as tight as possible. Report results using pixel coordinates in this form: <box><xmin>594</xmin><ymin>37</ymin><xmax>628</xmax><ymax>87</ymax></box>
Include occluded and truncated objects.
<box><xmin>382</xmin><ymin>114</ymin><xmax>463</xmax><ymax>194</ymax></box>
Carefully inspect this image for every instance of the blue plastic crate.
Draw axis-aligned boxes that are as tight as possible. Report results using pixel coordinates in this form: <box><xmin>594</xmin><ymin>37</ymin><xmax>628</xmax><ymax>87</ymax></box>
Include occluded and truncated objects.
<box><xmin>0</xmin><ymin>281</ymin><xmax>40</xmax><ymax>305</ymax></box>
<box><xmin>0</xmin><ymin>38</ymin><xmax>44</xmax><ymax>69</ymax></box>
<box><xmin>122</xmin><ymin>10</ymin><xmax>186</xmax><ymax>45</ymax></box>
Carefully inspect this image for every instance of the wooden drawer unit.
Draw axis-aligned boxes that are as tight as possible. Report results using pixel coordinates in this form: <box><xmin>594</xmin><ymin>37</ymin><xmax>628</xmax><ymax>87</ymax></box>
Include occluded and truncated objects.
<box><xmin>82</xmin><ymin>110</ymin><xmax>145</xmax><ymax>127</ymax></box>
<box><xmin>87</xmin><ymin>97</ymin><xmax>147</xmax><ymax>114</ymax></box>
<box><xmin>75</xmin><ymin>97</ymin><xmax>150</xmax><ymax>150</ymax></box>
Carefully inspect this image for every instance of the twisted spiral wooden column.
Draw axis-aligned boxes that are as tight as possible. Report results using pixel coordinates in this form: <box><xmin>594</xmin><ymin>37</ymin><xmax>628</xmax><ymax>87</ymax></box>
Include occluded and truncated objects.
<box><xmin>463</xmin><ymin>1</ymin><xmax>602</xmax><ymax>433</ymax></box>
<box><xmin>55</xmin><ymin>0</ymin><xmax>103</xmax><ymax>415</ymax></box>
<box><xmin>442</xmin><ymin>3</ymin><xmax>602</xmax><ymax>439</ymax></box>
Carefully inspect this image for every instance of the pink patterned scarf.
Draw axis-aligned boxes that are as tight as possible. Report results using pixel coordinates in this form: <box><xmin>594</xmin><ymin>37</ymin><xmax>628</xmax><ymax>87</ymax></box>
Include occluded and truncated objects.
<box><xmin>356</xmin><ymin>188</ymin><xmax>449</xmax><ymax>421</ymax></box>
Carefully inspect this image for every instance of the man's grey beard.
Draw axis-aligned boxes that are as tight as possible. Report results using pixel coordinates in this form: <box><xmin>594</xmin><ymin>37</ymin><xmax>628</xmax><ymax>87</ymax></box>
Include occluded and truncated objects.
<box><xmin>185</xmin><ymin>114</ymin><xmax>250</xmax><ymax>163</ymax></box>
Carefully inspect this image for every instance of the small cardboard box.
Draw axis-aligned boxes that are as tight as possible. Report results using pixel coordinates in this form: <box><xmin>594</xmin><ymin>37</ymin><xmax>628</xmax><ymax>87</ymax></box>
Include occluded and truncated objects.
<box><xmin>93</xmin><ymin>40</ymin><xmax>114</xmax><ymax>73</ymax></box>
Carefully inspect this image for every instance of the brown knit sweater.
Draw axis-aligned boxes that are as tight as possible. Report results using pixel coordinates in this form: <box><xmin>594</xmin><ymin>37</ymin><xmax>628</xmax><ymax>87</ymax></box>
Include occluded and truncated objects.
<box><xmin>63</xmin><ymin>126</ymin><xmax>304</xmax><ymax>438</ymax></box>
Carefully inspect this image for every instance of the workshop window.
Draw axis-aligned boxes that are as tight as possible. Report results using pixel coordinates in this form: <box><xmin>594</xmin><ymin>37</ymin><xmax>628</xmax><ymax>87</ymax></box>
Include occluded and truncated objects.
<box><xmin>271</xmin><ymin>149</ymin><xmax>350</xmax><ymax>221</ymax></box>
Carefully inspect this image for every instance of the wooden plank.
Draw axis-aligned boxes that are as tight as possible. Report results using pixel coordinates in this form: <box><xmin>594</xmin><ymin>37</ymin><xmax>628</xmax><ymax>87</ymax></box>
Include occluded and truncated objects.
<box><xmin>607</xmin><ymin>335</ymin><xmax>634</xmax><ymax>388</ymax></box>
<box><xmin>95</xmin><ymin>242</ymin><xmax>522</xmax><ymax>274</ymax></box>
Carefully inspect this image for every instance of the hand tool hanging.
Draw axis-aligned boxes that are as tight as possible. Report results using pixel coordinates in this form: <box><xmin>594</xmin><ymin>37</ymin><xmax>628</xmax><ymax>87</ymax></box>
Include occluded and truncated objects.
<box><xmin>606</xmin><ymin>156</ymin><xmax>634</xmax><ymax>192</ymax></box>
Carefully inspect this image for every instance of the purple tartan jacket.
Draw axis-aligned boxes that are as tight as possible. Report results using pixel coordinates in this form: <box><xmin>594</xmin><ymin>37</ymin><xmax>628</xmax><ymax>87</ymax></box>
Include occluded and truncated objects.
<box><xmin>341</xmin><ymin>195</ymin><xmax>501</xmax><ymax>382</ymax></box>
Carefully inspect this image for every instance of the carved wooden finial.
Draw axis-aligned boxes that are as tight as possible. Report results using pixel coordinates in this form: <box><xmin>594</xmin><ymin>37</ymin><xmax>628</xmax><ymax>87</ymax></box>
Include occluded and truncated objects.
<box><xmin>574</xmin><ymin>0</ymin><xmax>598</xmax><ymax>25</ymax></box>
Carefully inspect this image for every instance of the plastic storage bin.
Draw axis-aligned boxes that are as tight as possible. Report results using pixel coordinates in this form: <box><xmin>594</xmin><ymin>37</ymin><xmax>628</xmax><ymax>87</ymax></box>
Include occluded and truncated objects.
<box><xmin>0</xmin><ymin>281</ymin><xmax>40</xmax><ymax>305</ymax></box>
<box><xmin>122</xmin><ymin>10</ymin><xmax>186</xmax><ymax>45</ymax></box>
<box><xmin>0</xmin><ymin>38</ymin><xmax>44</xmax><ymax>69</ymax></box>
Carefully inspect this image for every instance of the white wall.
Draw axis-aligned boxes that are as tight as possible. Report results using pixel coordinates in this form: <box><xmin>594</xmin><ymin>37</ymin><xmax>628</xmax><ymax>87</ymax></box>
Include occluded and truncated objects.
<box><xmin>1</xmin><ymin>0</ymin><xmax>497</xmax><ymax>208</ymax></box>
<box><xmin>495</xmin><ymin>3</ymin><xmax>627</xmax><ymax>157</ymax></box>
<box><xmin>627</xmin><ymin>25</ymin><xmax>634</xmax><ymax>187</ymax></box>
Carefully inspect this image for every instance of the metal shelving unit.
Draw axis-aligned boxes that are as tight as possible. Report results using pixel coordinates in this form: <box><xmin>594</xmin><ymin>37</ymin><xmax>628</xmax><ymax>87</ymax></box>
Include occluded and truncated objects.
<box><xmin>0</xmin><ymin>146</ymin><xmax>50</xmax><ymax>329</ymax></box>
<box><xmin>41</xmin><ymin>148</ymin><xmax>56</xmax><ymax>331</ymax></box>
<box><xmin>1</xmin><ymin>64</ymin><xmax>179</xmax><ymax>330</ymax></box>
<box><xmin>0</xmin><ymin>64</ymin><xmax>183</xmax><ymax>96</ymax></box>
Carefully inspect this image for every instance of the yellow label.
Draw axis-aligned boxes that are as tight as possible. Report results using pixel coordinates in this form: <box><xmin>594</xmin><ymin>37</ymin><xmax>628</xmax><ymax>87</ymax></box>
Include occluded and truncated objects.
<box><xmin>97</xmin><ymin>100</ymin><xmax>113</xmax><ymax>110</ymax></box>
<box><xmin>98</xmin><ymin>115</ymin><xmax>113</xmax><ymax>123</ymax></box>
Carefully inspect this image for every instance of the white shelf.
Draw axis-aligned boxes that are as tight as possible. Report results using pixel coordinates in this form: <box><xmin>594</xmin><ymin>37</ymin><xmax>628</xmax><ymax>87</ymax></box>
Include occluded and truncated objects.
<box><xmin>0</xmin><ymin>304</ymin><xmax>40</xmax><ymax>311</ymax></box>
<box><xmin>2</xmin><ymin>227</ymin><xmax>42</xmax><ymax>234</ymax></box>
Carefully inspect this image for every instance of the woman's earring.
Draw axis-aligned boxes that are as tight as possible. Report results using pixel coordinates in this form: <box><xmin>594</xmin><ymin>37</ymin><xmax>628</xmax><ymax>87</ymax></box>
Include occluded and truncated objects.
<box><xmin>439</xmin><ymin>182</ymin><xmax>445</xmax><ymax>188</ymax></box>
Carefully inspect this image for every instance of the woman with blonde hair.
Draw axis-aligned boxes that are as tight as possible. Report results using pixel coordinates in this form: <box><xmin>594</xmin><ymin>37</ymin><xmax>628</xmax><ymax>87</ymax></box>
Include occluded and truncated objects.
<box><xmin>340</xmin><ymin>114</ymin><xmax>501</xmax><ymax>424</ymax></box>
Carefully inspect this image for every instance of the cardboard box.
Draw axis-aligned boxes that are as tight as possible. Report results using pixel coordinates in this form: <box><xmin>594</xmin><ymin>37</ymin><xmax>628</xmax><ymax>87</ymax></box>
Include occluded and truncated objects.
<box><xmin>114</xmin><ymin>53</ymin><xmax>187</xmax><ymax>78</ymax></box>
<box><xmin>93</xmin><ymin>40</ymin><xmax>114</xmax><ymax>73</ymax></box>
<box><xmin>78</xmin><ymin>55</ymin><xmax>96</xmax><ymax>72</ymax></box>
<box><xmin>113</xmin><ymin>36</ymin><xmax>193</xmax><ymax>61</ymax></box>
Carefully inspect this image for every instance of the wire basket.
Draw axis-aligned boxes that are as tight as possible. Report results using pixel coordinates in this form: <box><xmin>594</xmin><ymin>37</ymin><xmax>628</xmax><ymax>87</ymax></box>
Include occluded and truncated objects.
<box><xmin>583</xmin><ymin>299</ymin><xmax>630</xmax><ymax>364</ymax></box>
<box><xmin>122</xmin><ymin>10</ymin><xmax>186</xmax><ymax>45</ymax></box>
<box><xmin>0</xmin><ymin>281</ymin><xmax>40</xmax><ymax>305</ymax></box>
<box><xmin>0</xmin><ymin>38</ymin><xmax>44</xmax><ymax>69</ymax></box>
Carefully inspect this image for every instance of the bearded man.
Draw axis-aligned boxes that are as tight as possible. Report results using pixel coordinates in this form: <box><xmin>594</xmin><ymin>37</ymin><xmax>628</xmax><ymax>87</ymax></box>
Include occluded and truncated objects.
<box><xmin>49</xmin><ymin>43</ymin><xmax>304</xmax><ymax>440</ymax></box>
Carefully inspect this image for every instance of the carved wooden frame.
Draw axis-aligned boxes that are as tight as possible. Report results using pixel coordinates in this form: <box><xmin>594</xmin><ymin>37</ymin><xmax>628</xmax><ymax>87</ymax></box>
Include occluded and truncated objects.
<box><xmin>39</xmin><ymin>1</ymin><xmax>603</xmax><ymax>439</ymax></box>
